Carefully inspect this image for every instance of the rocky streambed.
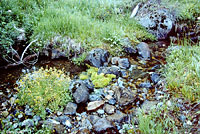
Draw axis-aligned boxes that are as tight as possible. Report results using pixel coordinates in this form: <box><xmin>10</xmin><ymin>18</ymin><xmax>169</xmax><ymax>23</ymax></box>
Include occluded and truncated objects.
<box><xmin>0</xmin><ymin>40</ymin><xmax>187</xmax><ymax>134</ymax></box>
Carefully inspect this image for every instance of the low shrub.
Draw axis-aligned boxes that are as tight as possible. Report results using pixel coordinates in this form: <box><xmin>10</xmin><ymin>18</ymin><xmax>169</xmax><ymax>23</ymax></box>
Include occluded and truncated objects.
<box><xmin>16</xmin><ymin>67</ymin><xmax>73</xmax><ymax>119</ymax></box>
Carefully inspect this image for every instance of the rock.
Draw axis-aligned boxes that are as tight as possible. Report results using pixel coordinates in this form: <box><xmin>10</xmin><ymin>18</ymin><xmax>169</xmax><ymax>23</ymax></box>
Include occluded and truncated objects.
<box><xmin>70</xmin><ymin>80</ymin><xmax>90</xmax><ymax>104</ymax></box>
<box><xmin>25</xmin><ymin>105</ymin><xmax>33</xmax><ymax>116</ymax></box>
<box><xmin>151</xmin><ymin>73</ymin><xmax>160</xmax><ymax>84</ymax></box>
<box><xmin>121</xmin><ymin>38</ymin><xmax>137</xmax><ymax>55</ymax></box>
<box><xmin>97</xmin><ymin>109</ymin><xmax>105</xmax><ymax>115</ymax></box>
<box><xmin>120</xmin><ymin>70</ymin><xmax>129</xmax><ymax>78</ymax></box>
<box><xmin>98</xmin><ymin>66</ymin><xmax>121</xmax><ymax>77</ymax></box>
<box><xmin>56</xmin><ymin>116</ymin><xmax>71</xmax><ymax>126</ymax></box>
<box><xmin>114</xmin><ymin>86</ymin><xmax>136</xmax><ymax>107</ymax></box>
<box><xmin>79</xmin><ymin>118</ymin><xmax>93</xmax><ymax>130</ymax></box>
<box><xmin>33</xmin><ymin>115</ymin><xmax>41</xmax><ymax>123</ymax></box>
<box><xmin>179</xmin><ymin>115</ymin><xmax>186</xmax><ymax>122</ymax></box>
<box><xmin>64</xmin><ymin>102</ymin><xmax>77</xmax><ymax>115</ymax></box>
<box><xmin>87</xmin><ymin>115</ymin><xmax>101</xmax><ymax>124</ymax></box>
<box><xmin>118</xmin><ymin>58</ymin><xmax>130</xmax><ymax>69</ymax></box>
<box><xmin>86</xmin><ymin>100</ymin><xmax>105</xmax><ymax>111</ymax></box>
<box><xmin>93</xmin><ymin>118</ymin><xmax>114</xmax><ymax>133</ymax></box>
<box><xmin>107</xmin><ymin>111</ymin><xmax>128</xmax><ymax>123</ymax></box>
<box><xmin>136</xmin><ymin>2</ymin><xmax>175</xmax><ymax>40</ymax></box>
<box><xmin>85</xmin><ymin>48</ymin><xmax>110</xmax><ymax>68</ymax></box>
<box><xmin>21</xmin><ymin>119</ymin><xmax>34</xmax><ymax>127</ymax></box>
<box><xmin>139</xmin><ymin>82</ymin><xmax>152</xmax><ymax>88</ymax></box>
<box><xmin>139</xmin><ymin>101</ymin><xmax>158</xmax><ymax>114</ymax></box>
<box><xmin>136</xmin><ymin>42</ymin><xmax>151</xmax><ymax>60</ymax></box>
<box><xmin>111</xmin><ymin>57</ymin><xmax>120</xmax><ymax>65</ymax></box>
<box><xmin>104</xmin><ymin>104</ymin><xmax>115</xmax><ymax>114</ymax></box>
<box><xmin>108</xmin><ymin>98</ymin><xmax>116</xmax><ymax>105</ymax></box>
<box><xmin>45</xmin><ymin>119</ymin><xmax>60</xmax><ymax>125</ymax></box>
<box><xmin>89</xmin><ymin>94</ymin><xmax>102</xmax><ymax>101</ymax></box>
<box><xmin>82</xmin><ymin>79</ymin><xmax>94</xmax><ymax>91</ymax></box>
<box><xmin>51</xmin><ymin>49</ymin><xmax>66</xmax><ymax>59</ymax></box>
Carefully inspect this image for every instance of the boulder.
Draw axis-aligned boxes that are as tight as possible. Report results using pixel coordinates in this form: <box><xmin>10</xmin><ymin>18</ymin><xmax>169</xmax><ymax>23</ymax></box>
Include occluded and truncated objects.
<box><xmin>69</xmin><ymin>80</ymin><xmax>90</xmax><ymax>104</ymax></box>
<box><xmin>98</xmin><ymin>65</ymin><xmax>121</xmax><ymax>77</ymax></box>
<box><xmin>85</xmin><ymin>48</ymin><xmax>110</xmax><ymax>68</ymax></box>
<box><xmin>135</xmin><ymin>2</ymin><xmax>175</xmax><ymax>40</ymax></box>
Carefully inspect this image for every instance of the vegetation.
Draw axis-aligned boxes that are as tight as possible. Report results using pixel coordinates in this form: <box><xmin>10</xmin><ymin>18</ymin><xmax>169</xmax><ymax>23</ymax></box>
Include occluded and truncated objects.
<box><xmin>79</xmin><ymin>66</ymin><xmax>116</xmax><ymax>88</ymax></box>
<box><xmin>128</xmin><ymin>102</ymin><xmax>178</xmax><ymax>134</ymax></box>
<box><xmin>164</xmin><ymin>41</ymin><xmax>200</xmax><ymax>102</ymax></box>
<box><xmin>16</xmin><ymin>67</ymin><xmax>72</xmax><ymax>118</ymax></box>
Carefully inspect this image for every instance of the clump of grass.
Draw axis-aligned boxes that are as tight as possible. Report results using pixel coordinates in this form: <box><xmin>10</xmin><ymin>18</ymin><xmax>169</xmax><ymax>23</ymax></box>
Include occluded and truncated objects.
<box><xmin>16</xmin><ymin>67</ymin><xmax>72</xmax><ymax>119</ymax></box>
<box><xmin>128</xmin><ymin>103</ymin><xmax>177</xmax><ymax>134</ymax></box>
<box><xmin>164</xmin><ymin>41</ymin><xmax>200</xmax><ymax>102</ymax></box>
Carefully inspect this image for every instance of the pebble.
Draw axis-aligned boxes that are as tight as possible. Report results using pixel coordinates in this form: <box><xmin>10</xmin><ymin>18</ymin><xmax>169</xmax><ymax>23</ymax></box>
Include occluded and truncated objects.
<box><xmin>97</xmin><ymin>109</ymin><xmax>105</xmax><ymax>115</ymax></box>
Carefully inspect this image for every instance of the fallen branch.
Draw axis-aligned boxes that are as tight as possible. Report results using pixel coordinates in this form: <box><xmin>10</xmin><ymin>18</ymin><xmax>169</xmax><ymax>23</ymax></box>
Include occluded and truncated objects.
<box><xmin>2</xmin><ymin>39</ymin><xmax>39</xmax><ymax>69</ymax></box>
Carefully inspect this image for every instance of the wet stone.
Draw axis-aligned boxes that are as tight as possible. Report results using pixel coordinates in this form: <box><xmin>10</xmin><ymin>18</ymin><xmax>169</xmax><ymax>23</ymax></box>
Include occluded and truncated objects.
<box><xmin>121</xmin><ymin>70</ymin><xmax>129</xmax><ymax>78</ymax></box>
<box><xmin>64</xmin><ymin>102</ymin><xmax>77</xmax><ymax>115</ymax></box>
<box><xmin>108</xmin><ymin>98</ymin><xmax>117</xmax><ymax>105</ymax></box>
<box><xmin>118</xmin><ymin>58</ymin><xmax>130</xmax><ymax>69</ymax></box>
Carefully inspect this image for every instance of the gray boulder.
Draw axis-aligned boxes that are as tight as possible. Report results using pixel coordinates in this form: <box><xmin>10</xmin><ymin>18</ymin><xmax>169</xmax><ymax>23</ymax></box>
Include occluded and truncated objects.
<box><xmin>69</xmin><ymin>80</ymin><xmax>90</xmax><ymax>104</ymax></box>
<box><xmin>135</xmin><ymin>2</ymin><xmax>175</xmax><ymax>40</ymax></box>
<box><xmin>85</xmin><ymin>48</ymin><xmax>110</xmax><ymax>68</ymax></box>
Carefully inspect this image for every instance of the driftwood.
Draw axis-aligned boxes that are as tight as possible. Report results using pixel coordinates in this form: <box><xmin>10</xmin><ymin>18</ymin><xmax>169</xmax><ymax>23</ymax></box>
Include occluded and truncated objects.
<box><xmin>2</xmin><ymin>39</ymin><xmax>39</xmax><ymax>69</ymax></box>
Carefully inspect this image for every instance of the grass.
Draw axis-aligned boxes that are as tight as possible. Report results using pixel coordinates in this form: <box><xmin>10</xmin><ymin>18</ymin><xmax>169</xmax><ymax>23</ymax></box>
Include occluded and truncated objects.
<box><xmin>128</xmin><ymin>102</ymin><xmax>178</xmax><ymax>134</ymax></box>
<box><xmin>31</xmin><ymin>0</ymin><xmax>155</xmax><ymax>53</ymax></box>
<box><xmin>164</xmin><ymin>41</ymin><xmax>200</xmax><ymax>102</ymax></box>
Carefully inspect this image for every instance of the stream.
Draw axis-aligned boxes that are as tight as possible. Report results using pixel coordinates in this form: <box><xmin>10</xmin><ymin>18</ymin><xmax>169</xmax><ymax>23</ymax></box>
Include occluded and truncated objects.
<box><xmin>1</xmin><ymin>40</ymin><xmax>198</xmax><ymax>133</ymax></box>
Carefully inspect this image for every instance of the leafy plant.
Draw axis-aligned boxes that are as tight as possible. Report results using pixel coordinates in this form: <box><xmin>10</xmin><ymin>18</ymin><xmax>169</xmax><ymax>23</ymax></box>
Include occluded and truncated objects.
<box><xmin>16</xmin><ymin>67</ymin><xmax>73</xmax><ymax>119</ymax></box>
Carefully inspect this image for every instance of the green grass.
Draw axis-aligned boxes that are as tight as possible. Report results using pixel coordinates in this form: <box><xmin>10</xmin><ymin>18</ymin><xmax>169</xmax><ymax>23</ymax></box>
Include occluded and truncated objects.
<box><xmin>31</xmin><ymin>0</ymin><xmax>155</xmax><ymax>53</ymax></box>
<box><xmin>128</xmin><ymin>102</ymin><xmax>177</xmax><ymax>134</ymax></box>
<box><xmin>164</xmin><ymin>41</ymin><xmax>200</xmax><ymax>102</ymax></box>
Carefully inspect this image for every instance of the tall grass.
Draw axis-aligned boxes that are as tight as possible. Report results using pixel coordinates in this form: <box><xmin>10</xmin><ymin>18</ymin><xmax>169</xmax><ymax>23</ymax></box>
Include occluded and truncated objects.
<box><xmin>31</xmin><ymin>0</ymin><xmax>155</xmax><ymax>51</ymax></box>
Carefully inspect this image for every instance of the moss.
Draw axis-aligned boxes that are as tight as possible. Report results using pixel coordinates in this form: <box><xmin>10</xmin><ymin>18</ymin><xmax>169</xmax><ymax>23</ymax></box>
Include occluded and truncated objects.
<box><xmin>79</xmin><ymin>66</ymin><xmax>116</xmax><ymax>88</ymax></box>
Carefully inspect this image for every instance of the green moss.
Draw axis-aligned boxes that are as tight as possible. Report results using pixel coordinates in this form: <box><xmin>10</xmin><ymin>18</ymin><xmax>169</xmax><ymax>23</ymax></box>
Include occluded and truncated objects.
<box><xmin>79</xmin><ymin>66</ymin><xmax>116</xmax><ymax>88</ymax></box>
